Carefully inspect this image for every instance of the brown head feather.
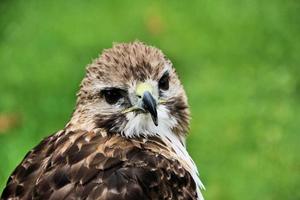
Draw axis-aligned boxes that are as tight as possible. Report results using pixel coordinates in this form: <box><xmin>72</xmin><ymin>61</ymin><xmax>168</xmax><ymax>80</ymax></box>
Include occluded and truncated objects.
<box><xmin>69</xmin><ymin>41</ymin><xmax>190</xmax><ymax>137</ymax></box>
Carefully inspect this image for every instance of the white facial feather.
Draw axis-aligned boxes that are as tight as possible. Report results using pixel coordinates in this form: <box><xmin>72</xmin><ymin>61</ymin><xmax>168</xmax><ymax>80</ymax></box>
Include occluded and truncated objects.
<box><xmin>122</xmin><ymin>105</ymin><xmax>175</xmax><ymax>137</ymax></box>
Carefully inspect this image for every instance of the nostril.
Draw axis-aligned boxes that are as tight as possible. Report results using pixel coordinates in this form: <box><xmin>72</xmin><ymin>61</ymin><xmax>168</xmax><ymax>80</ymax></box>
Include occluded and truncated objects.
<box><xmin>137</xmin><ymin>95</ymin><xmax>142</xmax><ymax>98</ymax></box>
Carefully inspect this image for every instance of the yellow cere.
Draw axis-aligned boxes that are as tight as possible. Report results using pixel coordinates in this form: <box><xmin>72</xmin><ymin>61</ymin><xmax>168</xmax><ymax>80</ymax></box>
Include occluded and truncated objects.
<box><xmin>136</xmin><ymin>82</ymin><xmax>153</xmax><ymax>97</ymax></box>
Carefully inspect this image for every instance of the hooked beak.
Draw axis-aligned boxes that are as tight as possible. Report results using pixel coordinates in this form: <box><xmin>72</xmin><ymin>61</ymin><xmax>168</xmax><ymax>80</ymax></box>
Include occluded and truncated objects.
<box><xmin>142</xmin><ymin>91</ymin><xmax>158</xmax><ymax>126</ymax></box>
<box><xmin>122</xmin><ymin>82</ymin><xmax>159</xmax><ymax>126</ymax></box>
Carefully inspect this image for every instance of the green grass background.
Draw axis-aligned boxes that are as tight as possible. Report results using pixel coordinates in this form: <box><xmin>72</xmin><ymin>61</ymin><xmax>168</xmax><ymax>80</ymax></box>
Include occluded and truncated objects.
<box><xmin>0</xmin><ymin>0</ymin><xmax>299</xmax><ymax>199</ymax></box>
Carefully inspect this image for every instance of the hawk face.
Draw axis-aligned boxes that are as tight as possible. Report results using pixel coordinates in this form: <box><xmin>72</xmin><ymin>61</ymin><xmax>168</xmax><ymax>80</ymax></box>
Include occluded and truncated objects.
<box><xmin>72</xmin><ymin>42</ymin><xmax>190</xmax><ymax>139</ymax></box>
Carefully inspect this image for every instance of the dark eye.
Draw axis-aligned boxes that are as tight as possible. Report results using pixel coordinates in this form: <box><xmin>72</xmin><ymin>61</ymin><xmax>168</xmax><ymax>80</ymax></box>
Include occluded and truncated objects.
<box><xmin>101</xmin><ymin>88</ymin><xmax>124</xmax><ymax>105</ymax></box>
<box><xmin>158</xmin><ymin>71</ymin><xmax>169</xmax><ymax>91</ymax></box>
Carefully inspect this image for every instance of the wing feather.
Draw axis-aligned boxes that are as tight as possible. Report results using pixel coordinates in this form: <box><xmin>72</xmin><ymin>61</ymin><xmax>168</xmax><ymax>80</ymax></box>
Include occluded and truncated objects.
<box><xmin>1</xmin><ymin>130</ymin><xmax>198</xmax><ymax>200</ymax></box>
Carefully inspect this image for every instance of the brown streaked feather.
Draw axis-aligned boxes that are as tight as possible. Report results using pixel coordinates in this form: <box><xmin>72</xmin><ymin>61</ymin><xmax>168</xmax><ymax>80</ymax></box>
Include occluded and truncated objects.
<box><xmin>1</xmin><ymin>129</ymin><xmax>198</xmax><ymax>200</ymax></box>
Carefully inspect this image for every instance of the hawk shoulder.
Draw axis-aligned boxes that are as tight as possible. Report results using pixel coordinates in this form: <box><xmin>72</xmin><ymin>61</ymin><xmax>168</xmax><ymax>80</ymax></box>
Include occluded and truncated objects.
<box><xmin>1</xmin><ymin>129</ymin><xmax>197</xmax><ymax>200</ymax></box>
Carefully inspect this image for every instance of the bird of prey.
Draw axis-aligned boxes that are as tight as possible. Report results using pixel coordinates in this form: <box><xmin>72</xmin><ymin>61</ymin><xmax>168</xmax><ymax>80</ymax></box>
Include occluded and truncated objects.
<box><xmin>1</xmin><ymin>42</ymin><xmax>204</xmax><ymax>200</ymax></box>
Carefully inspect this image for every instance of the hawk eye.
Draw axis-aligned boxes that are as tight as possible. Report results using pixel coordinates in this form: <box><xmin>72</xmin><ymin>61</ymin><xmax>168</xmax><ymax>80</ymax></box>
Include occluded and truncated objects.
<box><xmin>158</xmin><ymin>71</ymin><xmax>169</xmax><ymax>91</ymax></box>
<box><xmin>101</xmin><ymin>88</ymin><xmax>124</xmax><ymax>105</ymax></box>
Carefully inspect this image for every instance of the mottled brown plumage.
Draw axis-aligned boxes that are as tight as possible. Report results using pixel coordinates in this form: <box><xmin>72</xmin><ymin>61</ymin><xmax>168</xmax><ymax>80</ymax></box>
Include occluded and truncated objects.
<box><xmin>2</xmin><ymin>130</ymin><xmax>197</xmax><ymax>200</ymax></box>
<box><xmin>1</xmin><ymin>41</ymin><xmax>204</xmax><ymax>200</ymax></box>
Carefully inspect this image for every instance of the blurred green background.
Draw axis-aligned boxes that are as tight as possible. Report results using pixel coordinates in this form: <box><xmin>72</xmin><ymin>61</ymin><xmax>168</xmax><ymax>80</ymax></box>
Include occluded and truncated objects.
<box><xmin>0</xmin><ymin>0</ymin><xmax>299</xmax><ymax>199</ymax></box>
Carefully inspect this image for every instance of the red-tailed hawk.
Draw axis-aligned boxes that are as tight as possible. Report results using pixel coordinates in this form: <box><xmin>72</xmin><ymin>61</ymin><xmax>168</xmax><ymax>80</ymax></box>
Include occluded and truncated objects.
<box><xmin>1</xmin><ymin>42</ymin><xmax>204</xmax><ymax>200</ymax></box>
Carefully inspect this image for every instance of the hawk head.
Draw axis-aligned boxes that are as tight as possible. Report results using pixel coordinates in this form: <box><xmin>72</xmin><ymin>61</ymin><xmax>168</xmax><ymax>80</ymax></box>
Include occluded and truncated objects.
<box><xmin>70</xmin><ymin>42</ymin><xmax>190</xmax><ymax>140</ymax></box>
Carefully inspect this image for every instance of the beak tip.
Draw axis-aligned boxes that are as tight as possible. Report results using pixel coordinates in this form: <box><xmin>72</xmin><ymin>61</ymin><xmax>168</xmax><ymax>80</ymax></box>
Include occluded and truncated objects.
<box><xmin>142</xmin><ymin>91</ymin><xmax>158</xmax><ymax>126</ymax></box>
